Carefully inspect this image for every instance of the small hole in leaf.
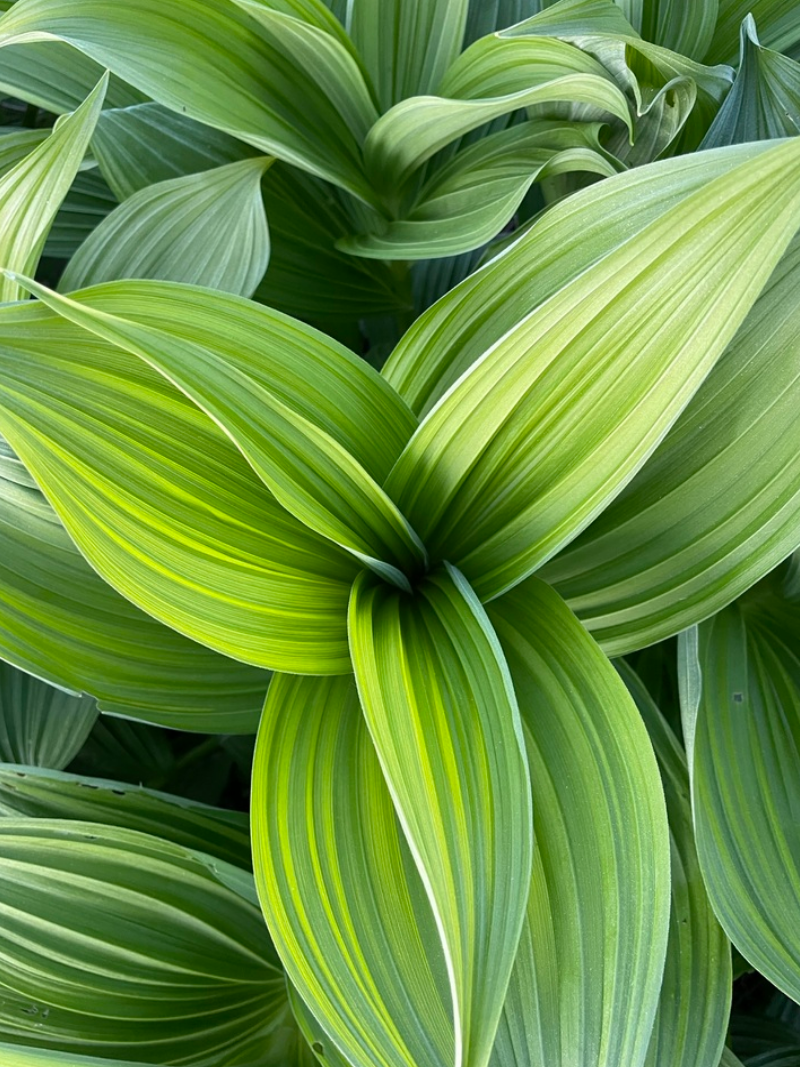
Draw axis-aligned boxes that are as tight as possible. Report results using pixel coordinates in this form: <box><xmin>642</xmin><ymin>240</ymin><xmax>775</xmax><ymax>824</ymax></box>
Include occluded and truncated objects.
<box><xmin>733</xmin><ymin>692</ymin><xmax>744</xmax><ymax>703</ymax></box>
<box><xmin>312</xmin><ymin>1041</ymin><xmax>324</xmax><ymax>1056</ymax></box>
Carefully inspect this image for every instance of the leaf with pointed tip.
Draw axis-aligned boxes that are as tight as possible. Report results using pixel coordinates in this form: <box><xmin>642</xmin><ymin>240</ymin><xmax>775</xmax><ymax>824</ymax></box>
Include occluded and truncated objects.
<box><xmin>503</xmin><ymin>0</ymin><xmax>638</xmax><ymax>37</ymax></box>
<box><xmin>0</xmin><ymin>301</ymin><xmax>359</xmax><ymax>674</ymax></box>
<box><xmin>385</xmin><ymin>137</ymin><xmax>800</xmax><ymax>603</ymax></box>
<box><xmin>486</xmin><ymin>577</ymin><xmax>670</xmax><ymax>1067</ymax></box>
<box><xmin>0</xmin><ymin>664</ymin><xmax>97</xmax><ymax>770</ymax></box>
<box><xmin>701</xmin><ymin>15</ymin><xmax>800</xmax><ymax>146</ymax></box>
<box><xmin>0</xmin><ymin>75</ymin><xmax>105</xmax><ymax>302</ymax></box>
<box><xmin>0</xmin><ymin>764</ymin><xmax>251</xmax><ymax>869</ymax></box>
<box><xmin>349</xmin><ymin>564</ymin><xmax>532</xmax><ymax>1067</ymax></box>
<box><xmin>707</xmin><ymin>0</ymin><xmax>800</xmax><ymax>63</ymax></box>
<box><xmin>59</xmin><ymin>158</ymin><xmax>272</xmax><ymax>297</ymax></box>
<box><xmin>541</xmin><ymin>228</ymin><xmax>800</xmax><ymax>655</ymax></box>
<box><xmin>680</xmin><ymin>563</ymin><xmax>800</xmax><ymax>1004</ymax></box>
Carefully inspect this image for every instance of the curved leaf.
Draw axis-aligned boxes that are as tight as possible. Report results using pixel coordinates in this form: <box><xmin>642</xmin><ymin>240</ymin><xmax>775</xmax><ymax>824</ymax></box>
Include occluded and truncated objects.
<box><xmin>385</xmin><ymin>136</ymin><xmax>800</xmax><ymax>603</ymax></box>
<box><xmin>43</xmin><ymin>168</ymin><xmax>117</xmax><ymax>260</ymax></box>
<box><xmin>349</xmin><ymin>564</ymin><xmax>532</xmax><ymax>1067</ymax></box>
<box><xmin>707</xmin><ymin>0</ymin><xmax>800</xmax><ymax>63</ymax></box>
<box><xmin>59</xmin><ymin>158</ymin><xmax>272</xmax><ymax>297</ymax></box>
<box><xmin>0</xmin><ymin>663</ymin><xmax>97</xmax><ymax>769</ymax></box>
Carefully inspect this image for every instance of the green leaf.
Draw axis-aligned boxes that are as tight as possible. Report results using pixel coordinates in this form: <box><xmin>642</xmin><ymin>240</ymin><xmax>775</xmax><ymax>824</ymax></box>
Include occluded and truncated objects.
<box><xmin>0</xmin><ymin>820</ymin><xmax>285</xmax><ymax>1063</ymax></box>
<box><xmin>0</xmin><ymin>126</ymin><xmax>50</xmax><ymax>173</ymax></box>
<box><xmin>10</xmin><ymin>277</ymin><xmax>424</xmax><ymax>586</ymax></box>
<box><xmin>0</xmin><ymin>75</ymin><xmax>106</xmax><ymax>301</ymax></box>
<box><xmin>0</xmin><ymin>764</ymin><xmax>252</xmax><ymax>869</ymax></box>
<box><xmin>0</xmin><ymin>663</ymin><xmax>97</xmax><ymax>769</ymax></box>
<box><xmin>253</xmin><ymin>673</ymin><xmax>455</xmax><ymax>1067</ymax></box>
<box><xmin>0</xmin><ymin>1046</ymin><xmax>158</xmax><ymax>1067</ymax></box>
<box><xmin>618</xmin><ymin>663</ymin><xmax>731</xmax><ymax>1067</ymax></box>
<box><xmin>385</xmin><ymin>136</ymin><xmax>800</xmax><ymax>603</ymax></box>
<box><xmin>0</xmin><ymin>0</ymin><xmax>379</xmax><ymax>202</ymax></box>
<box><xmin>58</xmin><ymin>158</ymin><xmax>272</xmax><ymax>297</ymax></box>
<box><xmin>486</xmin><ymin>577</ymin><xmax>670</xmax><ymax>1067</ymax></box>
<box><xmin>0</xmin><ymin>301</ymin><xmax>359</xmax><ymax>674</ymax></box>
<box><xmin>43</xmin><ymin>168</ymin><xmax>117</xmax><ymax>260</ymax></box>
<box><xmin>617</xmin><ymin>0</ymin><xmax>719</xmax><ymax>61</ymax></box>
<box><xmin>541</xmin><ymin>229</ymin><xmax>800</xmax><ymax>655</ymax></box>
<box><xmin>464</xmin><ymin>0</ymin><xmax>540</xmax><ymax>43</ymax></box>
<box><xmin>350</xmin><ymin>0</ymin><xmax>469</xmax><ymax>110</ymax></box>
<box><xmin>0</xmin><ymin>433</ymin><xmax>270</xmax><ymax>732</ymax></box>
<box><xmin>349</xmin><ymin>564</ymin><xmax>532</xmax><ymax>1067</ymax></box>
<box><xmin>363</xmin><ymin>33</ymin><xmax>632</xmax><ymax>195</ymax></box>
<box><xmin>707</xmin><ymin>0</ymin><xmax>800</xmax><ymax>63</ymax></box>
<box><xmin>680</xmin><ymin>564</ymin><xmax>800</xmax><ymax>1004</ymax></box>
<box><xmin>701</xmin><ymin>15</ymin><xmax>800</xmax><ymax>146</ymax></box>
<box><xmin>504</xmin><ymin>0</ymin><xmax>639</xmax><ymax>37</ymax></box>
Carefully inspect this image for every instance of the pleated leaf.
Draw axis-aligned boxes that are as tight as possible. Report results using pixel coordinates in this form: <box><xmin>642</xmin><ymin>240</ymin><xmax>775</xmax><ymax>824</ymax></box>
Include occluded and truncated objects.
<box><xmin>0</xmin><ymin>764</ymin><xmax>251</xmax><ymax>869</ymax></box>
<box><xmin>0</xmin><ymin>75</ymin><xmax>105</xmax><ymax>302</ymax></box>
<box><xmin>385</xmin><ymin>136</ymin><xmax>800</xmax><ymax>603</ymax></box>
<box><xmin>701</xmin><ymin>15</ymin><xmax>800</xmax><ymax>147</ymax></box>
<box><xmin>0</xmin><ymin>302</ymin><xmax>359</xmax><ymax>674</ymax></box>
<box><xmin>540</xmin><ymin>228</ymin><xmax>800</xmax><ymax>655</ymax></box>
<box><xmin>0</xmin><ymin>433</ymin><xmax>270</xmax><ymax>732</ymax></box>
<box><xmin>58</xmin><ymin>158</ymin><xmax>271</xmax><ymax>297</ymax></box>
<box><xmin>485</xmin><ymin>577</ymin><xmax>670</xmax><ymax>1067</ymax></box>
<box><xmin>707</xmin><ymin>0</ymin><xmax>800</xmax><ymax>63</ymax></box>
<box><xmin>9</xmin><ymin>277</ymin><xmax>424</xmax><ymax>586</ymax></box>
<box><xmin>0</xmin><ymin>663</ymin><xmax>98</xmax><ymax>770</ymax></box>
<box><xmin>616</xmin><ymin>0</ymin><xmax>719</xmax><ymax>60</ymax></box>
<box><xmin>252</xmin><ymin>673</ymin><xmax>455</xmax><ymax>1067</ymax></box>
<box><xmin>0</xmin><ymin>0</ymin><xmax>379</xmax><ymax>202</ymax></box>
<box><xmin>43</xmin><ymin>169</ymin><xmax>117</xmax><ymax>260</ymax></box>
<box><xmin>349</xmin><ymin>564</ymin><xmax>532</xmax><ymax>1067</ymax></box>
<box><xmin>618</xmin><ymin>662</ymin><xmax>731</xmax><ymax>1067</ymax></box>
<box><xmin>681</xmin><ymin>563</ymin><xmax>800</xmax><ymax>1003</ymax></box>
<box><xmin>0</xmin><ymin>820</ymin><xmax>285</xmax><ymax>1063</ymax></box>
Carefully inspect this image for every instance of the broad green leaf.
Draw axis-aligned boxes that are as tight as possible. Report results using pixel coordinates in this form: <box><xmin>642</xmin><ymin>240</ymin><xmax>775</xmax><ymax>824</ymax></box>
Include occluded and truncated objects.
<box><xmin>707</xmin><ymin>0</ymin><xmax>800</xmax><ymax>63</ymax></box>
<box><xmin>0</xmin><ymin>303</ymin><xmax>359</xmax><ymax>674</ymax></box>
<box><xmin>486</xmin><ymin>577</ymin><xmax>670</xmax><ymax>1067</ymax></box>
<box><xmin>350</xmin><ymin>0</ymin><xmax>468</xmax><ymax>110</ymax></box>
<box><xmin>618</xmin><ymin>663</ymin><xmax>731</xmax><ymax>1067</ymax></box>
<box><xmin>10</xmin><ymin>278</ymin><xmax>424</xmax><ymax>586</ymax></box>
<box><xmin>0</xmin><ymin>41</ymin><xmax>143</xmax><ymax>113</ymax></box>
<box><xmin>385</xmin><ymin>137</ymin><xmax>800</xmax><ymax>603</ymax></box>
<box><xmin>349</xmin><ymin>564</ymin><xmax>532</xmax><ymax>1067</ymax></box>
<box><xmin>253</xmin><ymin>673</ymin><xmax>455</xmax><ymax>1067</ymax></box>
<box><xmin>681</xmin><ymin>564</ymin><xmax>800</xmax><ymax>1004</ymax></box>
<box><xmin>464</xmin><ymin>0</ymin><xmax>540</xmax><ymax>44</ymax></box>
<box><xmin>287</xmin><ymin>982</ymin><xmax>356</xmax><ymax>1067</ymax></box>
<box><xmin>59</xmin><ymin>158</ymin><xmax>273</xmax><ymax>297</ymax></box>
<box><xmin>503</xmin><ymin>0</ymin><xmax>639</xmax><ymax>37</ymax></box>
<box><xmin>0</xmin><ymin>126</ymin><xmax>49</xmax><ymax>173</ymax></box>
<box><xmin>0</xmin><ymin>663</ymin><xmax>97</xmax><ymax>769</ymax></box>
<box><xmin>0</xmin><ymin>74</ymin><xmax>105</xmax><ymax>301</ymax></box>
<box><xmin>0</xmin><ymin>764</ymin><xmax>251</xmax><ymax>869</ymax></box>
<box><xmin>43</xmin><ymin>168</ymin><xmax>117</xmax><ymax>260</ymax></box>
<box><xmin>364</xmin><ymin>35</ymin><xmax>631</xmax><ymax>195</ymax></box>
<box><xmin>0</xmin><ymin>433</ymin><xmax>270</xmax><ymax>732</ymax></box>
<box><xmin>92</xmin><ymin>102</ymin><xmax>255</xmax><ymax>201</ymax></box>
<box><xmin>0</xmin><ymin>820</ymin><xmax>285</xmax><ymax>1063</ymax></box>
<box><xmin>615</xmin><ymin>0</ymin><xmax>718</xmax><ymax>60</ymax></box>
<box><xmin>541</xmin><ymin>229</ymin><xmax>800</xmax><ymax>655</ymax></box>
<box><xmin>701</xmin><ymin>16</ymin><xmax>800</xmax><ymax>147</ymax></box>
<box><xmin>340</xmin><ymin>120</ymin><xmax>618</xmax><ymax>260</ymax></box>
<box><xmin>0</xmin><ymin>0</ymin><xmax>379</xmax><ymax>202</ymax></box>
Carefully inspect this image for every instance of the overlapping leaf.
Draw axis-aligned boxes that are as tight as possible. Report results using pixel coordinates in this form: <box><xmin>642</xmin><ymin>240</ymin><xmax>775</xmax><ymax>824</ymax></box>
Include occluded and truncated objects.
<box><xmin>0</xmin><ymin>663</ymin><xmax>97</xmax><ymax>769</ymax></box>
<box><xmin>707</xmin><ymin>0</ymin><xmax>800</xmax><ymax>63</ymax></box>
<box><xmin>615</xmin><ymin>0</ymin><xmax>719</xmax><ymax>59</ymax></box>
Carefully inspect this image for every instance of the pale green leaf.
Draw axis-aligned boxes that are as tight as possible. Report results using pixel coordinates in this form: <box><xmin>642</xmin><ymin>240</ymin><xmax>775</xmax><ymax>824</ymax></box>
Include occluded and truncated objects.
<box><xmin>287</xmin><ymin>982</ymin><xmax>356</xmax><ymax>1067</ymax></box>
<box><xmin>707</xmin><ymin>0</ymin><xmax>800</xmax><ymax>63</ymax></box>
<box><xmin>503</xmin><ymin>0</ymin><xmax>639</xmax><ymax>37</ymax></box>
<box><xmin>681</xmin><ymin>563</ymin><xmax>800</xmax><ymax>1004</ymax></box>
<box><xmin>0</xmin><ymin>126</ymin><xmax>49</xmax><ymax>173</ymax></box>
<box><xmin>0</xmin><ymin>664</ymin><xmax>97</xmax><ymax>769</ymax></box>
<box><xmin>486</xmin><ymin>577</ymin><xmax>670</xmax><ymax>1067</ymax></box>
<box><xmin>0</xmin><ymin>764</ymin><xmax>251</xmax><ymax>869</ymax></box>
<box><xmin>349</xmin><ymin>564</ymin><xmax>532</xmax><ymax>1067</ymax></box>
<box><xmin>0</xmin><ymin>302</ymin><xmax>359</xmax><ymax>674</ymax></box>
<box><xmin>42</xmin><ymin>169</ymin><xmax>117</xmax><ymax>260</ymax></box>
<box><xmin>0</xmin><ymin>75</ymin><xmax>105</xmax><ymax>301</ymax></box>
<box><xmin>385</xmin><ymin>137</ymin><xmax>800</xmax><ymax>603</ymax></box>
<box><xmin>0</xmin><ymin>41</ymin><xmax>143</xmax><ymax>113</ymax></box>
<box><xmin>59</xmin><ymin>158</ymin><xmax>272</xmax><ymax>297</ymax></box>
<box><xmin>701</xmin><ymin>15</ymin><xmax>800</xmax><ymax>146</ymax></box>
<box><xmin>615</xmin><ymin>0</ymin><xmax>719</xmax><ymax>61</ymax></box>
<box><xmin>9</xmin><ymin>277</ymin><xmax>424</xmax><ymax>587</ymax></box>
<box><xmin>541</xmin><ymin>229</ymin><xmax>800</xmax><ymax>655</ymax></box>
<box><xmin>0</xmin><ymin>820</ymin><xmax>285</xmax><ymax>1063</ymax></box>
<box><xmin>0</xmin><ymin>1045</ymin><xmax>157</xmax><ymax>1067</ymax></box>
<box><xmin>603</xmin><ymin>75</ymin><xmax>697</xmax><ymax>166</ymax></box>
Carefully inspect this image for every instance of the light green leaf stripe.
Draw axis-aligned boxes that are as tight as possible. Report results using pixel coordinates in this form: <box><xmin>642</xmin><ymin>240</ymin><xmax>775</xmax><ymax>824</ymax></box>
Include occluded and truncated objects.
<box><xmin>253</xmin><ymin>673</ymin><xmax>455</xmax><ymax>1067</ymax></box>
<box><xmin>9</xmin><ymin>277</ymin><xmax>425</xmax><ymax>586</ymax></box>
<box><xmin>618</xmin><ymin>663</ymin><xmax>731</xmax><ymax>1067</ymax></box>
<box><xmin>59</xmin><ymin>158</ymin><xmax>272</xmax><ymax>298</ymax></box>
<box><xmin>0</xmin><ymin>127</ymin><xmax>51</xmax><ymax>174</ymax></box>
<box><xmin>682</xmin><ymin>564</ymin><xmax>800</xmax><ymax>1003</ymax></box>
<box><xmin>0</xmin><ymin>303</ymin><xmax>359</xmax><ymax>674</ymax></box>
<box><xmin>349</xmin><ymin>565</ymin><xmax>532</xmax><ymax>1067</ymax></box>
<box><xmin>0</xmin><ymin>820</ymin><xmax>285</xmax><ymax>1063</ymax></box>
<box><xmin>0</xmin><ymin>74</ymin><xmax>106</xmax><ymax>303</ymax></box>
<box><xmin>0</xmin><ymin>764</ymin><xmax>252</xmax><ymax>870</ymax></box>
<box><xmin>486</xmin><ymin>578</ymin><xmax>670</xmax><ymax>1067</ymax></box>
<box><xmin>0</xmin><ymin>1045</ymin><xmax>157</xmax><ymax>1067</ymax></box>
<box><xmin>386</xmin><ymin>136</ymin><xmax>800</xmax><ymax>603</ymax></box>
<box><xmin>541</xmin><ymin>228</ymin><xmax>800</xmax><ymax>655</ymax></box>
<box><xmin>0</xmin><ymin>664</ymin><xmax>97</xmax><ymax>770</ymax></box>
<box><xmin>288</xmin><ymin>980</ymin><xmax>358</xmax><ymax>1067</ymax></box>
